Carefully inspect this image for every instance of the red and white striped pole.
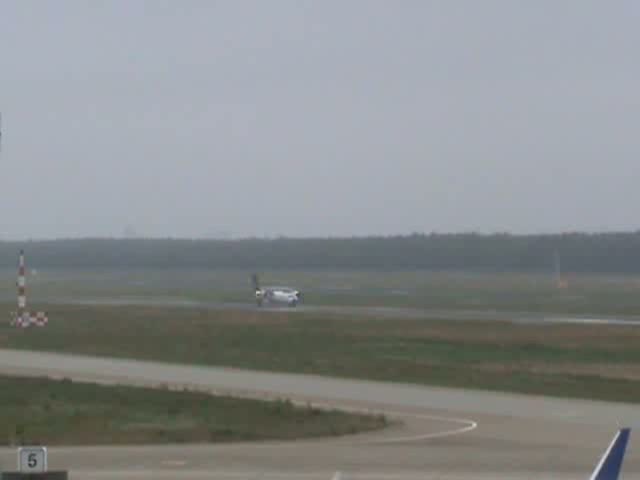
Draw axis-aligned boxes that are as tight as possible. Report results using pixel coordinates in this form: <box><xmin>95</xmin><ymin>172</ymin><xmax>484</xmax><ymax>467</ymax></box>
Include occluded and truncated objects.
<box><xmin>18</xmin><ymin>249</ymin><xmax>26</xmax><ymax>312</ymax></box>
<box><xmin>11</xmin><ymin>250</ymin><xmax>48</xmax><ymax>328</ymax></box>
<box><xmin>12</xmin><ymin>249</ymin><xmax>30</xmax><ymax>327</ymax></box>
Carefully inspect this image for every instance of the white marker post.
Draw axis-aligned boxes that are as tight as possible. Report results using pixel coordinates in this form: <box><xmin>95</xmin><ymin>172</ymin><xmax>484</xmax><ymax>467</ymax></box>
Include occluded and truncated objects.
<box><xmin>17</xmin><ymin>446</ymin><xmax>47</xmax><ymax>473</ymax></box>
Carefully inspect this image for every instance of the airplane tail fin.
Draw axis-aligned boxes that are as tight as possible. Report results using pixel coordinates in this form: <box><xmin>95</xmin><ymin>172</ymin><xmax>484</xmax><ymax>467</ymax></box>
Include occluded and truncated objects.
<box><xmin>251</xmin><ymin>274</ymin><xmax>260</xmax><ymax>291</ymax></box>
<box><xmin>590</xmin><ymin>428</ymin><xmax>631</xmax><ymax>480</ymax></box>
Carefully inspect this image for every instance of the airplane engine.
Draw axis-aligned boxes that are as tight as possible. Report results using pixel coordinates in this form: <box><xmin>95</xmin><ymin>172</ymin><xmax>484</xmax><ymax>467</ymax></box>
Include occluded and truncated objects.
<box><xmin>288</xmin><ymin>291</ymin><xmax>301</xmax><ymax>307</ymax></box>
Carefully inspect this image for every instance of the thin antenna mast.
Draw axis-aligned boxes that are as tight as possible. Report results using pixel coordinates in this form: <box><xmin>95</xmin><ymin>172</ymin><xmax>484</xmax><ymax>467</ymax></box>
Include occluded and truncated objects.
<box><xmin>554</xmin><ymin>249</ymin><xmax>568</xmax><ymax>289</ymax></box>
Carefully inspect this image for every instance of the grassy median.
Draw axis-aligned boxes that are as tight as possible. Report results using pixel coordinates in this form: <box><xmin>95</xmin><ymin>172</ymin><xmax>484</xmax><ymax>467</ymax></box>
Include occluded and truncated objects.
<box><xmin>0</xmin><ymin>375</ymin><xmax>387</xmax><ymax>446</ymax></box>
<box><xmin>2</xmin><ymin>304</ymin><xmax>640</xmax><ymax>403</ymax></box>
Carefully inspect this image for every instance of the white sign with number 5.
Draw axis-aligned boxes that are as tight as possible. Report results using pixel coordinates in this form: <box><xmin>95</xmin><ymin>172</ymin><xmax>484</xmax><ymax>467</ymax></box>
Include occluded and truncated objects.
<box><xmin>18</xmin><ymin>446</ymin><xmax>47</xmax><ymax>473</ymax></box>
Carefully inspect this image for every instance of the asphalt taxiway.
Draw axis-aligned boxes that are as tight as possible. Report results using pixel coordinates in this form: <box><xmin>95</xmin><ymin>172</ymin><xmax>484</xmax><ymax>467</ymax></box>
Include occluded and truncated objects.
<box><xmin>0</xmin><ymin>349</ymin><xmax>638</xmax><ymax>479</ymax></box>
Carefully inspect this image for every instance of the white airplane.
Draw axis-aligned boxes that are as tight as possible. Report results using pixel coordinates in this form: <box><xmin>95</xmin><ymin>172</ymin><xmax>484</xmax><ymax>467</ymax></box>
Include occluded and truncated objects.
<box><xmin>251</xmin><ymin>274</ymin><xmax>302</xmax><ymax>307</ymax></box>
<box><xmin>331</xmin><ymin>428</ymin><xmax>631</xmax><ymax>480</ymax></box>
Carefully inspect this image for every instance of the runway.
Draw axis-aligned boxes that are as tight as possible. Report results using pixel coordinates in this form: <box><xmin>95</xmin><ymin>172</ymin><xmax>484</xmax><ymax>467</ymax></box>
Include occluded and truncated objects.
<box><xmin>0</xmin><ymin>348</ymin><xmax>639</xmax><ymax>479</ymax></box>
<box><xmin>48</xmin><ymin>297</ymin><xmax>640</xmax><ymax>326</ymax></box>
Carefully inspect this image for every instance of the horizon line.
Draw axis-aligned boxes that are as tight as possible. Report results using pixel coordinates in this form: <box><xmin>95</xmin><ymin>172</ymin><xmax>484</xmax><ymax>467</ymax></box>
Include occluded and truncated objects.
<box><xmin>1</xmin><ymin>230</ymin><xmax>640</xmax><ymax>242</ymax></box>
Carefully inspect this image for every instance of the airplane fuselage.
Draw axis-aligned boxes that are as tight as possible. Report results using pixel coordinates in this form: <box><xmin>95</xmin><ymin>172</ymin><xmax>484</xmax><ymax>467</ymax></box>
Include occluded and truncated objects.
<box><xmin>256</xmin><ymin>287</ymin><xmax>301</xmax><ymax>307</ymax></box>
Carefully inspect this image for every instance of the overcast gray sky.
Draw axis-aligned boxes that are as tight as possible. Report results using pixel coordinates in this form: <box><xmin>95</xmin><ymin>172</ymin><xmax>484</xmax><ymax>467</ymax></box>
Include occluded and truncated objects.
<box><xmin>0</xmin><ymin>1</ymin><xmax>638</xmax><ymax>239</ymax></box>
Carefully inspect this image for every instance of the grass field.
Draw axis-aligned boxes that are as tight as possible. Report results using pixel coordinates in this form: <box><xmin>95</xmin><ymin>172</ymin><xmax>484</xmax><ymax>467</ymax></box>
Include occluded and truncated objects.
<box><xmin>3</xmin><ymin>268</ymin><xmax>640</xmax><ymax>315</ymax></box>
<box><xmin>0</xmin><ymin>375</ymin><xmax>387</xmax><ymax>446</ymax></box>
<box><xmin>2</xmin><ymin>304</ymin><xmax>640</xmax><ymax>403</ymax></box>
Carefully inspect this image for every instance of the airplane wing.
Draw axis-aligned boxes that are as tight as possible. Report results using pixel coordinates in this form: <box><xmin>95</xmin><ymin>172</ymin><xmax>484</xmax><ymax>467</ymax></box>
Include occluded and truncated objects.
<box><xmin>590</xmin><ymin>428</ymin><xmax>631</xmax><ymax>480</ymax></box>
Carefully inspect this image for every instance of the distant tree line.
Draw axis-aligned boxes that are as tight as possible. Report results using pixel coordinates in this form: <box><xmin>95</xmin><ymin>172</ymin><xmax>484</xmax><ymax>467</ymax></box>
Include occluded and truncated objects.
<box><xmin>0</xmin><ymin>233</ymin><xmax>639</xmax><ymax>273</ymax></box>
